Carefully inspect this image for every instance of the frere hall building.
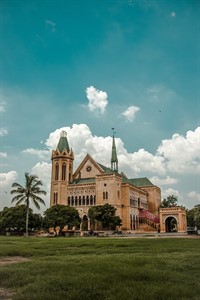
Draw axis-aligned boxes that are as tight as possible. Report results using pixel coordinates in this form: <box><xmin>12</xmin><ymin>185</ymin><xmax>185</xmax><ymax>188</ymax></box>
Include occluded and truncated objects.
<box><xmin>50</xmin><ymin>130</ymin><xmax>187</xmax><ymax>233</ymax></box>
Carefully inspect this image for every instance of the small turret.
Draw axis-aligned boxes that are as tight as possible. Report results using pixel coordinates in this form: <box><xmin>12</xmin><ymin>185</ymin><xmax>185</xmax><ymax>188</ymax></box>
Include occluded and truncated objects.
<box><xmin>111</xmin><ymin>128</ymin><xmax>118</xmax><ymax>172</ymax></box>
<box><xmin>57</xmin><ymin>131</ymin><xmax>70</xmax><ymax>153</ymax></box>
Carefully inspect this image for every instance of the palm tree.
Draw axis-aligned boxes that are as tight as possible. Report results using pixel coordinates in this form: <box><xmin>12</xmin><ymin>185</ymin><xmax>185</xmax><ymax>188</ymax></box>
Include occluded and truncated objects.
<box><xmin>11</xmin><ymin>172</ymin><xmax>46</xmax><ymax>237</ymax></box>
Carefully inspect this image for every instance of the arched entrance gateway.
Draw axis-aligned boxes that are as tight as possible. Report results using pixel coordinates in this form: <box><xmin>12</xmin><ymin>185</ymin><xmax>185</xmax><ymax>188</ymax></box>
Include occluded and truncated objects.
<box><xmin>165</xmin><ymin>216</ymin><xmax>178</xmax><ymax>232</ymax></box>
<box><xmin>81</xmin><ymin>215</ymin><xmax>89</xmax><ymax>231</ymax></box>
<box><xmin>159</xmin><ymin>207</ymin><xmax>187</xmax><ymax>234</ymax></box>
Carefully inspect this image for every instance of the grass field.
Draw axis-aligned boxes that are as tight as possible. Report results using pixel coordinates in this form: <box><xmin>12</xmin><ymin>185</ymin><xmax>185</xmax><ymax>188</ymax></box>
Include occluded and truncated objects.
<box><xmin>0</xmin><ymin>236</ymin><xmax>200</xmax><ymax>300</ymax></box>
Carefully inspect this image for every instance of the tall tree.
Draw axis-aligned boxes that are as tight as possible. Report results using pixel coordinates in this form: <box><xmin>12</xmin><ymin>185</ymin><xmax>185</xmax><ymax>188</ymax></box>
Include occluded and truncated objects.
<box><xmin>187</xmin><ymin>205</ymin><xmax>200</xmax><ymax>228</ymax></box>
<box><xmin>88</xmin><ymin>203</ymin><xmax>122</xmax><ymax>230</ymax></box>
<box><xmin>43</xmin><ymin>204</ymin><xmax>81</xmax><ymax>232</ymax></box>
<box><xmin>160</xmin><ymin>195</ymin><xmax>178</xmax><ymax>208</ymax></box>
<box><xmin>0</xmin><ymin>205</ymin><xmax>43</xmax><ymax>233</ymax></box>
<box><xmin>10</xmin><ymin>172</ymin><xmax>46</xmax><ymax>237</ymax></box>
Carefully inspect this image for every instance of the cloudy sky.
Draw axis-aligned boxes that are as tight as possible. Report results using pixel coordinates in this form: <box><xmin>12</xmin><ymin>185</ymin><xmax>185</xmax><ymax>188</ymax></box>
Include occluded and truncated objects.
<box><xmin>0</xmin><ymin>0</ymin><xmax>199</xmax><ymax>212</ymax></box>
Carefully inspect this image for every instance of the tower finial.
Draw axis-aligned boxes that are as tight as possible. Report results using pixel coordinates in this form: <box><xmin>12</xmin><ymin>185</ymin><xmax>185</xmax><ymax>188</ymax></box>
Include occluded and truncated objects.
<box><xmin>111</xmin><ymin>128</ymin><xmax>118</xmax><ymax>172</ymax></box>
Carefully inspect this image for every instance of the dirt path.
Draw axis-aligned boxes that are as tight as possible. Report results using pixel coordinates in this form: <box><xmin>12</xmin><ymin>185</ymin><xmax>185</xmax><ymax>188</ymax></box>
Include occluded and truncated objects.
<box><xmin>0</xmin><ymin>256</ymin><xmax>31</xmax><ymax>299</ymax></box>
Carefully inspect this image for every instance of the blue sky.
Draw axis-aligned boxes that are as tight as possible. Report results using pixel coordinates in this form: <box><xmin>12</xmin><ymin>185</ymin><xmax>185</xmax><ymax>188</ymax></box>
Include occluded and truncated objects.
<box><xmin>0</xmin><ymin>0</ymin><xmax>199</xmax><ymax>211</ymax></box>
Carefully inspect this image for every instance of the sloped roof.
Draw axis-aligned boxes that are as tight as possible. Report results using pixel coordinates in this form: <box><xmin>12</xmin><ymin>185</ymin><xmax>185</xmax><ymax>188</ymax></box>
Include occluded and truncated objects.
<box><xmin>128</xmin><ymin>177</ymin><xmax>154</xmax><ymax>187</ymax></box>
<box><xmin>57</xmin><ymin>136</ymin><xmax>70</xmax><ymax>153</ymax></box>
<box><xmin>72</xmin><ymin>178</ymin><xmax>96</xmax><ymax>185</ymax></box>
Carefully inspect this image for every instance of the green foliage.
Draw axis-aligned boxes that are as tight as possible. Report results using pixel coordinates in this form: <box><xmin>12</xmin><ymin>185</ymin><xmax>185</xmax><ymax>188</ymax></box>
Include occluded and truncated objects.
<box><xmin>88</xmin><ymin>203</ymin><xmax>122</xmax><ymax>229</ymax></box>
<box><xmin>0</xmin><ymin>205</ymin><xmax>43</xmax><ymax>231</ymax></box>
<box><xmin>187</xmin><ymin>205</ymin><xmax>200</xmax><ymax>228</ymax></box>
<box><xmin>160</xmin><ymin>195</ymin><xmax>178</xmax><ymax>208</ymax></box>
<box><xmin>43</xmin><ymin>204</ymin><xmax>81</xmax><ymax>230</ymax></box>
<box><xmin>10</xmin><ymin>172</ymin><xmax>46</xmax><ymax>237</ymax></box>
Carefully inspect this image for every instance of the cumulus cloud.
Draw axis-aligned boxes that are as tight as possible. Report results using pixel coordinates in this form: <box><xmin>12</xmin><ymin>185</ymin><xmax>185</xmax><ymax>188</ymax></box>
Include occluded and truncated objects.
<box><xmin>0</xmin><ymin>128</ymin><xmax>8</xmax><ymax>136</ymax></box>
<box><xmin>0</xmin><ymin>100</ymin><xmax>6</xmax><ymax>112</ymax></box>
<box><xmin>150</xmin><ymin>176</ymin><xmax>178</xmax><ymax>186</ymax></box>
<box><xmin>0</xmin><ymin>171</ymin><xmax>18</xmax><ymax>188</ymax></box>
<box><xmin>0</xmin><ymin>152</ymin><xmax>7</xmax><ymax>158</ymax></box>
<box><xmin>161</xmin><ymin>188</ymin><xmax>180</xmax><ymax>200</ymax></box>
<box><xmin>170</xmin><ymin>12</ymin><xmax>176</xmax><ymax>17</ymax></box>
<box><xmin>187</xmin><ymin>191</ymin><xmax>200</xmax><ymax>202</ymax></box>
<box><xmin>157</xmin><ymin>127</ymin><xmax>200</xmax><ymax>174</ymax></box>
<box><xmin>43</xmin><ymin>124</ymin><xmax>165</xmax><ymax>176</ymax></box>
<box><xmin>86</xmin><ymin>86</ymin><xmax>108</xmax><ymax>114</ymax></box>
<box><xmin>31</xmin><ymin>162</ymin><xmax>52</xmax><ymax>209</ymax></box>
<box><xmin>121</xmin><ymin>106</ymin><xmax>140</xmax><ymax>122</ymax></box>
<box><xmin>22</xmin><ymin>148</ymin><xmax>50</xmax><ymax>160</ymax></box>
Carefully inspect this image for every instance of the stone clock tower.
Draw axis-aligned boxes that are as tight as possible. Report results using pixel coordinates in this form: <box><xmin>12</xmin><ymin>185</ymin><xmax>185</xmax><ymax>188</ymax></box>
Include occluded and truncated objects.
<box><xmin>50</xmin><ymin>131</ymin><xmax>74</xmax><ymax>206</ymax></box>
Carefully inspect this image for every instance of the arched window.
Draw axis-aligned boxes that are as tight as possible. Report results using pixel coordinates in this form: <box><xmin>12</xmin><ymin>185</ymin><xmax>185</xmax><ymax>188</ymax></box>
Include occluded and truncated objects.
<box><xmin>90</xmin><ymin>195</ymin><xmax>93</xmax><ymax>205</ymax></box>
<box><xmin>75</xmin><ymin>197</ymin><xmax>78</xmax><ymax>206</ymax></box>
<box><xmin>62</xmin><ymin>163</ymin><xmax>66</xmax><ymax>181</ymax></box>
<box><xmin>103</xmin><ymin>192</ymin><xmax>106</xmax><ymax>200</ymax></box>
<box><xmin>106</xmin><ymin>191</ymin><xmax>108</xmax><ymax>199</ymax></box>
<box><xmin>54</xmin><ymin>192</ymin><xmax>58</xmax><ymax>204</ymax></box>
<box><xmin>83</xmin><ymin>196</ymin><xmax>85</xmax><ymax>206</ymax></box>
<box><xmin>68</xmin><ymin>197</ymin><xmax>70</xmax><ymax>206</ymax></box>
<box><xmin>86</xmin><ymin>196</ymin><xmax>89</xmax><ymax>206</ymax></box>
<box><xmin>71</xmin><ymin>196</ymin><xmax>74</xmax><ymax>206</ymax></box>
<box><xmin>55</xmin><ymin>163</ymin><xmax>59</xmax><ymax>180</ymax></box>
<box><xmin>79</xmin><ymin>197</ymin><xmax>82</xmax><ymax>206</ymax></box>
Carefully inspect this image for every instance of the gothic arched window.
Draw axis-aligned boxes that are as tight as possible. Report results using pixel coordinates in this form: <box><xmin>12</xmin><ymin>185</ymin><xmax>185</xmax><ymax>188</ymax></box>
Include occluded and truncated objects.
<box><xmin>62</xmin><ymin>163</ymin><xmax>66</xmax><ymax>181</ymax></box>
<box><xmin>55</xmin><ymin>163</ymin><xmax>59</xmax><ymax>181</ymax></box>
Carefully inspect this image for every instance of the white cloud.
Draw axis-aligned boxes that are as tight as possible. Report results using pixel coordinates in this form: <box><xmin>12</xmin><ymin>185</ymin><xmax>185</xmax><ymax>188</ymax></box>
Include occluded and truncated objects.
<box><xmin>22</xmin><ymin>148</ymin><xmax>50</xmax><ymax>160</ymax></box>
<box><xmin>31</xmin><ymin>162</ymin><xmax>52</xmax><ymax>209</ymax></box>
<box><xmin>121</xmin><ymin>106</ymin><xmax>140</xmax><ymax>122</ymax></box>
<box><xmin>187</xmin><ymin>191</ymin><xmax>200</xmax><ymax>202</ymax></box>
<box><xmin>147</xmin><ymin>84</ymin><xmax>176</xmax><ymax>104</ymax></box>
<box><xmin>45</xmin><ymin>19</ymin><xmax>56</xmax><ymax>32</ymax></box>
<box><xmin>170</xmin><ymin>12</ymin><xmax>176</xmax><ymax>17</ymax></box>
<box><xmin>157</xmin><ymin>127</ymin><xmax>200</xmax><ymax>174</ymax></box>
<box><xmin>0</xmin><ymin>100</ymin><xmax>6</xmax><ymax>112</ymax></box>
<box><xmin>32</xmin><ymin>162</ymin><xmax>51</xmax><ymax>183</ymax></box>
<box><xmin>44</xmin><ymin>124</ymin><xmax>165</xmax><ymax>176</ymax></box>
<box><xmin>0</xmin><ymin>152</ymin><xmax>7</xmax><ymax>158</ymax></box>
<box><xmin>0</xmin><ymin>128</ymin><xmax>8</xmax><ymax>136</ymax></box>
<box><xmin>150</xmin><ymin>176</ymin><xmax>178</xmax><ymax>186</ymax></box>
<box><xmin>0</xmin><ymin>171</ymin><xmax>18</xmax><ymax>188</ymax></box>
<box><xmin>86</xmin><ymin>86</ymin><xmax>108</xmax><ymax>114</ymax></box>
<box><xmin>162</xmin><ymin>188</ymin><xmax>180</xmax><ymax>200</ymax></box>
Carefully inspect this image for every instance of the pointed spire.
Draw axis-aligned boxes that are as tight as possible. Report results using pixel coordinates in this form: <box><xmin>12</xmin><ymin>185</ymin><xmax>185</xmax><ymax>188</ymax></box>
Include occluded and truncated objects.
<box><xmin>57</xmin><ymin>131</ymin><xmax>70</xmax><ymax>153</ymax></box>
<box><xmin>111</xmin><ymin>128</ymin><xmax>118</xmax><ymax>172</ymax></box>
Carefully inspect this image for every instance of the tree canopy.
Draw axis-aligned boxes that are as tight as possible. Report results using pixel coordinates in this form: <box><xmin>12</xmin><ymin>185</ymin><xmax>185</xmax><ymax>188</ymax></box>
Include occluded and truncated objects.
<box><xmin>43</xmin><ymin>204</ymin><xmax>81</xmax><ymax>231</ymax></box>
<box><xmin>187</xmin><ymin>205</ymin><xmax>200</xmax><ymax>228</ymax></box>
<box><xmin>88</xmin><ymin>203</ymin><xmax>122</xmax><ymax>230</ymax></box>
<box><xmin>160</xmin><ymin>195</ymin><xmax>178</xmax><ymax>208</ymax></box>
<box><xmin>0</xmin><ymin>205</ymin><xmax>43</xmax><ymax>232</ymax></box>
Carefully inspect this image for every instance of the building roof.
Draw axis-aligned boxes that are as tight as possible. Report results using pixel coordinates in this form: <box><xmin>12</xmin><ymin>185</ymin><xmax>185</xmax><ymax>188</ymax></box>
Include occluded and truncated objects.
<box><xmin>57</xmin><ymin>131</ymin><xmax>70</xmax><ymax>153</ymax></box>
<box><xmin>111</xmin><ymin>134</ymin><xmax>118</xmax><ymax>163</ymax></box>
<box><xmin>128</xmin><ymin>177</ymin><xmax>154</xmax><ymax>187</ymax></box>
<box><xmin>72</xmin><ymin>178</ymin><xmax>96</xmax><ymax>185</ymax></box>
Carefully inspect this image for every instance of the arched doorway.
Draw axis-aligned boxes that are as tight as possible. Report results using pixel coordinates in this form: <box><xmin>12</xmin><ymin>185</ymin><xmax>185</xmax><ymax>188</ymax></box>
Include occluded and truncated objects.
<box><xmin>82</xmin><ymin>215</ymin><xmax>88</xmax><ymax>231</ymax></box>
<box><xmin>165</xmin><ymin>216</ymin><xmax>177</xmax><ymax>232</ymax></box>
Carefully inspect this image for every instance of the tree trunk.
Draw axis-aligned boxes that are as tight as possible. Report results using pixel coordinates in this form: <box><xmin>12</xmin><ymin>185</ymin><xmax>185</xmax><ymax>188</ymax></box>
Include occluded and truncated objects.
<box><xmin>26</xmin><ymin>200</ymin><xmax>29</xmax><ymax>237</ymax></box>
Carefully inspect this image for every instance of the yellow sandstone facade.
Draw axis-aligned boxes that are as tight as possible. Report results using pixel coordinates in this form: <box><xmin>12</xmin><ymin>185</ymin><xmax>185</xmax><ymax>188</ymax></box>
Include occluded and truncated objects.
<box><xmin>50</xmin><ymin>130</ymin><xmax>162</xmax><ymax>231</ymax></box>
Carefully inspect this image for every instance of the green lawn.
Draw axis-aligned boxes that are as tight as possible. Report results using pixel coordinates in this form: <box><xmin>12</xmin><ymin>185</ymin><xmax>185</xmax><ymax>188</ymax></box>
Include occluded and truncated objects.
<box><xmin>0</xmin><ymin>236</ymin><xmax>200</xmax><ymax>300</ymax></box>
